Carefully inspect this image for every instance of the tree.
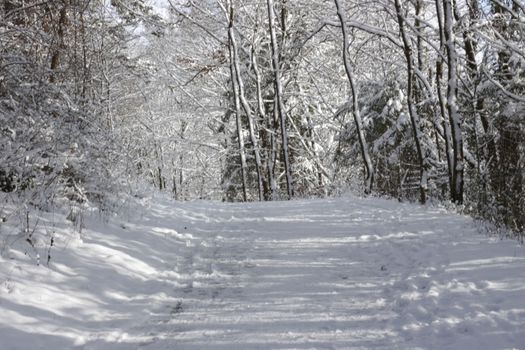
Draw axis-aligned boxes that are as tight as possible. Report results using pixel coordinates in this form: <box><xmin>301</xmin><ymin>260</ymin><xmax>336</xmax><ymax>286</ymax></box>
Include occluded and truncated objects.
<box><xmin>394</xmin><ymin>0</ymin><xmax>429</xmax><ymax>204</ymax></box>
<box><xmin>266</xmin><ymin>0</ymin><xmax>294</xmax><ymax>199</ymax></box>
<box><xmin>442</xmin><ymin>0</ymin><xmax>465</xmax><ymax>204</ymax></box>
<box><xmin>333</xmin><ymin>0</ymin><xmax>374</xmax><ymax>194</ymax></box>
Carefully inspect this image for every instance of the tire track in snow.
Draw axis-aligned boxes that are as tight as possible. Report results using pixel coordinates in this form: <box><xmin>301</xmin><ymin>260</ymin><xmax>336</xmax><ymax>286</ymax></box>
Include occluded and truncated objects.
<box><xmin>143</xmin><ymin>200</ymin><xmax>407</xmax><ymax>349</ymax></box>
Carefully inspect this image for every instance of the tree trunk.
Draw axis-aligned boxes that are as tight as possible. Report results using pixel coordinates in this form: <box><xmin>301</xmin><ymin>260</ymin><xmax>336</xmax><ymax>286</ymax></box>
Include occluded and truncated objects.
<box><xmin>443</xmin><ymin>0</ymin><xmax>465</xmax><ymax>204</ymax></box>
<box><xmin>49</xmin><ymin>1</ymin><xmax>69</xmax><ymax>83</ymax></box>
<box><xmin>435</xmin><ymin>0</ymin><xmax>455</xmax><ymax>197</ymax></box>
<box><xmin>394</xmin><ymin>0</ymin><xmax>428</xmax><ymax>204</ymax></box>
<box><xmin>251</xmin><ymin>47</ymin><xmax>277</xmax><ymax>200</ymax></box>
<box><xmin>266</xmin><ymin>0</ymin><xmax>294</xmax><ymax>199</ymax></box>
<box><xmin>333</xmin><ymin>0</ymin><xmax>374</xmax><ymax>194</ymax></box>
<box><xmin>227</xmin><ymin>23</ymin><xmax>248</xmax><ymax>201</ymax></box>
<box><xmin>228</xmin><ymin>5</ymin><xmax>264</xmax><ymax>201</ymax></box>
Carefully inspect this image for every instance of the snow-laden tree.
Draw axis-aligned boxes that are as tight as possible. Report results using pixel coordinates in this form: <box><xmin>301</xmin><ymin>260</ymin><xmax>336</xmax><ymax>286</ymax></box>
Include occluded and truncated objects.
<box><xmin>2</xmin><ymin>0</ymin><xmax>523</xmax><ymax>237</ymax></box>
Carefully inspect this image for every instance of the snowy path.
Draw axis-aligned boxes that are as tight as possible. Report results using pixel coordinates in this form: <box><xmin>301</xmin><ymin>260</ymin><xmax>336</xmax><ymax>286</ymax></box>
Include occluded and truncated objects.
<box><xmin>1</xmin><ymin>197</ymin><xmax>525</xmax><ymax>349</ymax></box>
<box><xmin>144</xmin><ymin>198</ymin><xmax>525</xmax><ymax>349</ymax></box>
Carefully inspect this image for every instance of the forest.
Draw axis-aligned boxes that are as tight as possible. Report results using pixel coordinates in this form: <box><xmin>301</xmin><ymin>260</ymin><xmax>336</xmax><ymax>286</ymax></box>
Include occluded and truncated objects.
<box><xmin>1</xmin><ymin>1</ymin><xmax>525</xmax><ymax>348</ymax></box>
<box><xmin>1</xmin><ymin>0</ymin><xmax>524</xmax><ymax>236</ymax></box>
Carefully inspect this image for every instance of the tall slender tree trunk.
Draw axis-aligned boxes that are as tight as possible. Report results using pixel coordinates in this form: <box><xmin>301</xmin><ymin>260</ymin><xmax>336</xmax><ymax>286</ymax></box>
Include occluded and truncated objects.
<box><xmin>266</xmin><ymin>0</ymin><xmax>294</xmax><ymax>199</ymax></box>
<box><xmin>228</xmin><ymin>4</ymin><xmax>264</xmax><ymax>201</ymax></box>
<box><xmin>252</xmin><ymin>47</ymin><xmax>277</xmax><ymax>200</ymax></box>
<box><xmin>460</xmin><ymin>0</ymin><xmax>493</xmax><ymax>208</ymax></box>
<box><xmin>443</xmin><ymin>0</ymin><xmax>464</xmax><ymax>204</ymax></box>
<box><xmin>394</xmin><ymin>0</ymin><xmax>428</xmax><ymax>204</ymax></box>
<box><xmin>414</xmin><ymin>0</ymin><xmax>425</xmax><ymax>103</ymax></box>
<box><xmin>227</xmin><ymin>22</ymin><xmax>248</xmax><ymax>201</ymax></box>
<box><xmin>435</xmin><ymin>0</ymin><xmax>455</xmax><ymax>195</ymax></box>
<box><xmin>333</xmin><ymin>0</ymin><xmax>374</xmax><ymax>194</ymax></box>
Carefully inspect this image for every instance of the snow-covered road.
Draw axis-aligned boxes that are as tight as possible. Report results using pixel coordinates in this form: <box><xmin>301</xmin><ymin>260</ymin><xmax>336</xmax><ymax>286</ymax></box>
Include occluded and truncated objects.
<box><xmin>1</xmin><ymin>196</ymin><xmax>524</xmax><ymax>349</ymax></box>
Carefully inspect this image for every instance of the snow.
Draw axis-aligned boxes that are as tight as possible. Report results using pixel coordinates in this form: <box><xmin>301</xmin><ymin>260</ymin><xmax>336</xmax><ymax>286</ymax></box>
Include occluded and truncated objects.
<box><xmin>1</xmin><ymin>196</ymin><xmax>524</xmax><ymax>349</ymax></box>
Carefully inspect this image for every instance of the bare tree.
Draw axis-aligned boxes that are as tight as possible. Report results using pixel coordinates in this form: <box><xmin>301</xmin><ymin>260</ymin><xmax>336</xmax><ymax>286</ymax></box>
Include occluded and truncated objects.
<box><xmin>394</xmin><ymin>0</ymin><xmax>429</xmax><ymax>204</ymax></box>
<box><xmin>266</xmin><ymin>0</ymin><xmax>294</xmax><ymax>199</ymax></box>
<box><xmin>442</xmin><ymin>0</ymin><xmax>464</xmax><ymax>204</ymax></box>
<box><xmin>333</xmin><ymin>0</ymin><xmax>374</xmax><ymax>194</ymax></box>
<box><xmin>226</xmin><ymin>1</ymin><xmax>264</xmax><ymax>201</ymax></box>
<box><xmin>227</xmin><ymin>15</ymin><xmax>249</xmax><ymax>202</ymax></box>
